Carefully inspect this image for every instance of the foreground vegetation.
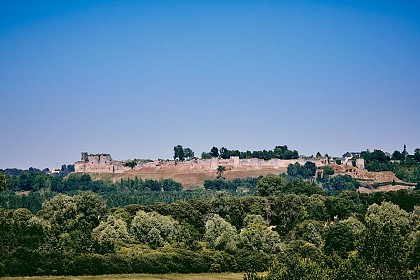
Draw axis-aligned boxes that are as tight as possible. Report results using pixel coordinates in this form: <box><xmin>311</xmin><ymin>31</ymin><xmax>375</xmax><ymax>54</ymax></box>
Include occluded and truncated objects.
<box><xmin>1</xmin><ymin>147</ymin><xmax>420</xmax><ymax>279</ymax></box>
<box><xmin>0</xmin><ymin>272</ymin><xmax>244</xmax><ymax>280</ymax></box>
<box><xmin>1</xmin><ymin>173</ymin><xmax>420</xmax><ymax>279</ymax></box>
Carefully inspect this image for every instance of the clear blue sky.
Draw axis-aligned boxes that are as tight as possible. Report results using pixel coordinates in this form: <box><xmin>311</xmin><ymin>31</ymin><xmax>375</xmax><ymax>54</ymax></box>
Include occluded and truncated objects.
<box><xmin>1</xmin><ymin>0</ymin><xmax>419</xmax><ymax>169</ymax></box>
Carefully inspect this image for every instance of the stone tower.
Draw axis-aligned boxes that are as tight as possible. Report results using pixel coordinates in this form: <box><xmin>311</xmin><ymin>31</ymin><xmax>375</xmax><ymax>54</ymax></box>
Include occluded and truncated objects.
<box><xmin>81</xmin><ymin>152</ymin><xmax>89</xmax><ymax>161</ymax></box>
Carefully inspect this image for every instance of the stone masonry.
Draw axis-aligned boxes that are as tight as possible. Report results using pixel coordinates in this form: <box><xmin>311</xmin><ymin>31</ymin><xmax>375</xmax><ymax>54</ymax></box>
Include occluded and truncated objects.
<box><xmin>74</xmin><ymin>152</ymin><xmax>364</xmax><ymax>174</ymax></box>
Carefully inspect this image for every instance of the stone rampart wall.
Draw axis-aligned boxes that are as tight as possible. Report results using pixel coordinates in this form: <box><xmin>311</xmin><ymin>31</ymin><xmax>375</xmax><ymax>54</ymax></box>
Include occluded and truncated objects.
<box><xmin>74</xmin><ymin>153</ymin><xmax>344</xmax><ymax>174</ymax></box>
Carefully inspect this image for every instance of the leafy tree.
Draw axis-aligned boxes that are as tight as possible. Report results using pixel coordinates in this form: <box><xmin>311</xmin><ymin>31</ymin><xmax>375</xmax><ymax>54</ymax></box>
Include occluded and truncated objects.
<box><xmin>269</xmin><ymin>194</ymin><xmax>309</xmax><ymax>235</ymax></box>
<box><xmin>173</xmin><ymin>145</ymin><xmax>185</xmax><ymax>161</ymax></box>
<box><xmin>201</xmin><ymin>152</ymin><xmax>212</xmax><ymax>159</ymax></box>
<box><xmin>39</xmin><ymin>194</ymin><xmax>78</xmax><ymax>232</ymax></box>
<box><xmin>204</xmin><ymin>179</ymin><xmax>230</xmax><ymax>191</ymax></box>
<box><xmin>183</xmin><ymin>147</ymin><xmax>194</xmax><ymax>160</ymax></box>
<box><xmin>362</xmin><ymin>149</ymin><xmax>393</xmax><ymax>172</ymax></box>
<box><xmin>220</xmin><ymin>147</ymin><xmax>230</xmax><ymax>159</ymax></box>
<box><xmin>146</xmin><ymin>227</ymin><xmax>165</xmax><ymax>248</ymax></box>
<box><xmin>0</xmin><ymin>172</ymin><xmax>8</xmax><ymax>193</ymax></box>
<box><xmin>392</xmin><ymin>150</ymin><xmax>404</xmax><ymax>160</ymax></box>
<box><xmin>304</xmin><ymin>195</ymin><xmax>329</xmax><ymax>221</ymax></box>
<box><xmin>216</xmin><ymin>165</ymin><xmax>226</xmax><ymax>179</ymax></box>
<box><xmin>261</xmin><ymin>256</ymin><xmax>331</xmax><ymax>280</ymax></box>
<box><xmin>322</xmin><ymin>175</ymin><xmax>360</xmax><ymax>196</ymax></box>
<box><xmin>210</xmin><ymin>146</ymin><xmax>219</xmax><ymax>158</ymax></box>
<box><xmin>144</xmin><ymin>179</ymin><xmax>161</xmax><ymax>191</ymax></box>
<box><xmin>273</xmin><ymin>145</ymin><xmax>299</xmax><ymax>159</ymax></box>
<box><xmin>124</xmin><ymin>160</ymin><xmax>137</xmax><ymax>169</ymax></box>
<box><xmin>324</xmin><ymin>216</ymin><xmax>365</xmax><ymax>258</ymax></box>
<box><xmin>323</xmin><ymin>166</ymin><xmax>334</xmax><ymax>176</ymax></box>
<box><xmin>406</xmin><ymin>230</ymin><xmax>420</xmax><ymax>270</ymax></box>
<box><xmin>73</xmin><ymin>191</ymin><xmax>107</xmax><ymax>232</ymax></box>
<box><xmin>254</xmin><ymin>174</ymin><xmax>285</xmax><ymax>197</ymax></box>
<box><xmin>287</xmin><ymin>163</ymin><xmax>315</xmax><ymax>179</ymax></box>
<box><xmin>325</xmin><ymin>196</ymin><xmax>359</xmax><ymax>220</ymax></box>
<box><xmin>203</xmin><ymin>177</ymin><xmax>260</xmax><ymax>193</ymax></box>
<box><xmin>0</xmin><ymin>208</ymin><xmax>46</xmax><ymax>276</ymax></box>
<box><xmin>204</xmin><ymin>214</ymin><xmax>237</xmax><ymax>252</ymax></box>
<box><xmin>414</xmin><ymin>148</ymin><xmax>420</xmax><ymax>162</ymax></box>
<box><xmin>130</xmin><ymin>210</ymin><xmax>179</xmax><ymax>248</ymax></box>
<box><xmin>293</xmin><ymin>220</ymin><xmax>324</xmax><ymax>246</ymax></box>
<box><xmin>92</xmin><ymin>214</ymin><xmax>131</xmax><ymax>250</ymax></box>
<box><xmin>359</xmin><ymin>202</ymin><xmax>410</xmax><ymax>280</ymax></box>
<box><xmin>39</xmin><ymin>191</ymin><xmax>107</xmax><ymax>233</ymax></box>
<box><xmin>238</xmin><ymin>214</ymin><xmax>282</xmax><ymax>253</ymax></box>
<box><xmin>161</xmin><ymin>179</ymin><xmax>183</xmax><ymax>191</ymax></box>
<box><xmin>304</xmin><ymin>162</ymin><xmax>316</xmax><ymax>177</ymax></box>
<box><xmin>35</xmin><ymin>192</ymin><xmax>106</xmax><ymax>255</ymax></box>
<box><xmin>282</xmin><ymin>180</ymin><xmax>326</xmax><ymax>196</ymax></box>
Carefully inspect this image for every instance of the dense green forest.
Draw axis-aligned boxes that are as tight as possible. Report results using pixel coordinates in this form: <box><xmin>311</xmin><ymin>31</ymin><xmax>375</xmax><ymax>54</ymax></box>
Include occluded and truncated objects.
<box><xmin>1</xmin><ymin>168</ymin><xmax>420</xmax><ymax>279</ymax></box>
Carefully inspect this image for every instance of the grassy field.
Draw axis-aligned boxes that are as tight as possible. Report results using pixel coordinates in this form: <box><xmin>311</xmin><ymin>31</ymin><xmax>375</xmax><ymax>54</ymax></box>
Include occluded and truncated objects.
<box><xmin>0</xmin><ymin>273</ymin><xmax>244</xmax><ymax>280</ymax></box>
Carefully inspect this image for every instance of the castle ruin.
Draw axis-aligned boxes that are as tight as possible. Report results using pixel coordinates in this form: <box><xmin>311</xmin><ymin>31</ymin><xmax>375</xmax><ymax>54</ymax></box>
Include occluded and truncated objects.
<box><xmin>74</xmin><ymin>152</ymin><xmax>365</xmax><ymax>174</ymax></box>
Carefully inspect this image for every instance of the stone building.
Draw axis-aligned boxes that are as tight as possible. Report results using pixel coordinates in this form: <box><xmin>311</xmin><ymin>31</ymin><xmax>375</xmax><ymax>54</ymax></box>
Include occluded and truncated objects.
<box><xmin>74</xmin><ymin>152</ymin><xmax>128</xmax><ymax>173</ymax></box>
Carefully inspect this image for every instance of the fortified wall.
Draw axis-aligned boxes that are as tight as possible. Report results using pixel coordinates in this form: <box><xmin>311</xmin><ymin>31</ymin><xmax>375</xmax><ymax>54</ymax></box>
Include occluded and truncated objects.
<box><xmin>74</xmin><ymin>152</ymin><xmax>365</xmax><ymax>174</ymax></box>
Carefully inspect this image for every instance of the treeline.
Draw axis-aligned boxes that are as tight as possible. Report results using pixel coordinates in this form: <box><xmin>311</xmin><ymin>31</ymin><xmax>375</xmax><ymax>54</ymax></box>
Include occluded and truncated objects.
<box><xmin>0</xmin><ymin>163</ymin><xmax>371</xmax><ymax>214</ymax></box>
<box><xmin>2</xmin><ymin>168</ymin><xmax>365</xmax><ymax>213</ymax></box>
<box><xmin>6</xmin><ymin>173</ymin><xmax>182</xmax><ymax>193</ymax></box>
<box><xmin>0</xmin><ymin>189</ymin><xmax>221</xmax><ymax>214</ymax></box>
<box><xmin>204</xmin><ymin>177</ymin><xmax>261</xmax><ymax>193</ymax></box>
<box><xmin>201</xmin><ymin>145</ymin><xmax>299</xmax><ymax>160</ymax></box>
<box><xmin>1</xmin><ymin>184</ymin><xmax>419</xmax><ymax>277</ymax></box>
<box><xmin>0</xmin><ymin>167</ymin><xmax>48</xmax><ymax>176</ymax></box>
<box><xmin>0</xmin><ymin>165</ymin><xmax>74</xmax><ymax>177</ymax></box>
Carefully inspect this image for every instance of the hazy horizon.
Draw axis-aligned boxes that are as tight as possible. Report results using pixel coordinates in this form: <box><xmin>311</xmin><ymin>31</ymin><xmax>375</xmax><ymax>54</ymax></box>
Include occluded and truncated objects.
<box><xmin>1</xmin><ymin>0</ymin><xmax>419</xmax><ymax>169</ymax></box>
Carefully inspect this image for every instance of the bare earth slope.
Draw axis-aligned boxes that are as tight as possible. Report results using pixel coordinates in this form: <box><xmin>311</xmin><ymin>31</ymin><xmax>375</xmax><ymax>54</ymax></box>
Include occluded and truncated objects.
<box><xmin>85</xmin><ymin>164</ymin><xmax>414</xmax><ymax>191</ymax></box>
<box><xmin>88</xmin><ymin>167</ymin><xmax>287</xmax><ymax>189</ymax></box>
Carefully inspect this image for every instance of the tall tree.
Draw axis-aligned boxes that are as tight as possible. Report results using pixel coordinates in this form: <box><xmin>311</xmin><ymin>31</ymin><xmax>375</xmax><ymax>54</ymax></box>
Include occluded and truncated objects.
<box><xmin>0</xmin><ymin>172</ymin><xmax>8</xmax><ymax>193</ymax></box>
<box><xmin>360</xmin><ymin>202</ymin><xmax>410</xmax><ymax>280</ymax></box>
<box><xmin>414</xmin><ymin>148</ymin><xmax>420</xmax><ymax>162</ymax></box>
<box><xmin>238</xmin><ymin>214</ymin><xmax>282</xmax><ymax>253</ymax></box>
<box><xmin>201</xmin><ymin>152</ymin><xmax>212</xmax><ymax>159</ymax></box>
<box><xmin>219</xmin><ymin>147</ymin><xmax>230</xmax><ymax>159</ymax></box>
<box><xmin>183</xmin><ymin>147</ymin><xmax>194</xmax><ymax>160</ymax></box>
<box><xmin>130</xmin><ymin>210</ymin><xmax>179</xmax><ymax>248</ymax></box>
<box><xmin>173</xmin><ymin>145</ymin><xmax>185</xmax><ymax>161</ymax></box>
<box><xmin>210</xmin><ymin>146</ymin><xmax>219</xmax><ymax>158</ymax></box>
<box><xmin>204</xmin><ymin>214</ymin><xmax>237</xmax><ymax>252</ymax></box>
<box><xmin>124</xmin><ymin>161</ymin><xmax>137</xmax><ymax>169</ymax></box>
<box><xmin>254</xmin><ymin>174</ymin><xmax>285</xmax><ymax>196</ymax></box>
<box><xmin>216</xmin><ymin>165</ymin><xmax>226</xmax><ymax>179</ymax></box>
